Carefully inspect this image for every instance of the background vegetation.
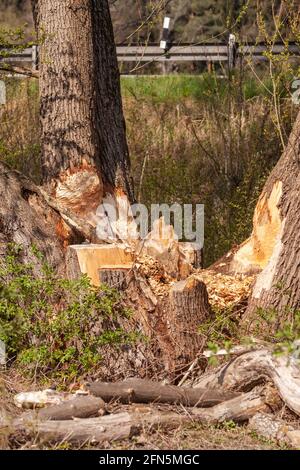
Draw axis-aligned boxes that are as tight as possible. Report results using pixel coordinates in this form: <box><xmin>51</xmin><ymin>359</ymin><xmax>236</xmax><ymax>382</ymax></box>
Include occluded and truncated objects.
<box><xmin>1</xmin><ymin>70</ymin><xmax>298</xmax><ymax>265</ymax></box>
<box><xmin>1</xmin><ymin>1</ymin><xmax>299</xmax><ymax>265</ymax></box>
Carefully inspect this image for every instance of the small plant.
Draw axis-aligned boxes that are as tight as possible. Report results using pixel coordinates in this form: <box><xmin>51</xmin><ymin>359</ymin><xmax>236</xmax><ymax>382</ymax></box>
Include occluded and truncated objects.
<box><xmin>198</xmin><ymin>304</ymin><xmax>240</xmax><ymax>356</ymax></box>
<box><xmin>0</xmin><ymin>244</ymin><xmax>141</xmax><ymax>383</ymax></box>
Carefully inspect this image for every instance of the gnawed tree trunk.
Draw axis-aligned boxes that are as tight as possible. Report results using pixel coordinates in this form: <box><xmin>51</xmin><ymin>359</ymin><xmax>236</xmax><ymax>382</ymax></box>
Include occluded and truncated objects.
<box><xmin>0</xmin><ymin>163</ymin><xmax>70</xmax><ymax>274</ymax></box>
<box><xmin>31</xmin><ymin>0</ymin><xmax>133</xmax><ymax>227</ymax></box>
<box><xmin>212</xmin><ymin>111</ymin><xmax>300</xmax><ymax>317</ymax></box>
<box><xmin>244</xmin><ymin>111</ymin><xmax>300</xmax><ymax>316</ymax></box>
<box><xmin>123</xmin><ymin>266</ymin><xmax>212</xmax><ymax>375</ymax></box>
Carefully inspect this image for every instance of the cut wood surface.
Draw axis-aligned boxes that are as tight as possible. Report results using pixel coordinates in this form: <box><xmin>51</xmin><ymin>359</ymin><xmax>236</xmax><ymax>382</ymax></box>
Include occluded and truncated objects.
<box><xmin>85</xmin><ymin>378</ymin><xmax>238</xmax><ymax>407</ymax></box>
<box><xmin>194</xmin><ymin>349</ymin><xmax>300</xmax><ymax>416</ymax></box>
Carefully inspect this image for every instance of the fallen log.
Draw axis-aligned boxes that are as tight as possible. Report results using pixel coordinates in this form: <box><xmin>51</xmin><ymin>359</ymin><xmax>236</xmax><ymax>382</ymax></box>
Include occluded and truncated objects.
<box><xmin>15</xmin><ymin>412</ymin><xmax>134</xmax><ymax>445</ymax></box>
<box><xmin>14</xmin><ymin>390</ymin><xmax>74</xmax><ymax>409</ymax></box>
<box><xmin>85</xmin><ymin>378</ymin><xmax>238</xmax><ymax>407</ymax></box>
<box><xmin>191</xmin><ymin>389</ymin><xmax>269</xmax><ymax>424</ymax></box>
<box><xmin>194</xmin><ymin>349</ymin><xmax>300</xmax><ymax>416</ymax></box>
<box><xmin>12</xmin><ymin>390</ymin><xmax>269</xmax><ymax>445</ymax></box>
<box><xmin>15</xmin><ymin>396</ymin><xmax>106</xmax><ymax>424</ymax></box>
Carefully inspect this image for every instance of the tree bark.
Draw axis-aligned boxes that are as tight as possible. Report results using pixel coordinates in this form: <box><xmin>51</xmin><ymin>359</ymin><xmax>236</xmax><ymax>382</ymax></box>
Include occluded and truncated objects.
<box><xmin>15</xmin><ymin>396</ymin><xmax>106</xmax><ymax>423</ymax></box>
<box><xmin>244</xmin><ymin>111</ymin><xmax>300</xmax><ymax>316</ymax></box>
<box><xmin>10</xmin><ymin>393</ymin><xmax>269</xmax><ymax>446</ymax></box>
<box><xmin>31</xmin><ymin>0</ymin><xmax>133</xmax><ymax>225</ymax></box>
<box><xmin>85</xmin><ymin>378</ymin><xmax>238</xmax><ymax>407</ymax></box>
<box><xmin>211</xmin><ymin>110</ymin><xmax>300</xmax><ymax>317</ymax></box>
<box><xmin>0</xmin><ymin>163</ymin><xmax>70</xmax><ymax>274</ymax></box>
<box><xmin>124</xmin><ymin>268</ymin><xmax>212</xmax><ymax>375</ymax></box>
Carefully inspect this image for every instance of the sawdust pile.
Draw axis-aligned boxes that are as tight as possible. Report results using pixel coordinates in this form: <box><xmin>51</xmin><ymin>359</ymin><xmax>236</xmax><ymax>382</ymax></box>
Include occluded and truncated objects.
<box><xmin>194</xmin><ymin>270</ymin><xmax>254</xmax><ymax>310</ymax></box>
<box><xmin>135</xmin><ymin>253</ymin><xmax>254</xmax><ymax>312</ymax></box>
<box><xmin>135</xmin><ymin>254</ymin><xmax>173</xmax><ymax>299</ymax></box>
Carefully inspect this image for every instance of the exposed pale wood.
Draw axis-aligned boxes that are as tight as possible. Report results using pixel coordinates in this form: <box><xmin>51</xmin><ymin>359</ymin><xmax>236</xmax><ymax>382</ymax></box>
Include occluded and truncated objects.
<box><xmin>194</xmin><ymin>349</ymin><xmax>300</xmax><ymax>416</ymax></box>
<box><xmin>85</xmin><ymin>378</ymin><xmax>238</xmax><ymax>407</ymax></box>
<box><xmin>191</xmin><ymin>389</ymin><xmax>268</xmax><ymax>424</ymax></box>
<box><xmin>16</xmin><ymin>412</ymin><xmax>134</xmax><ymax>444</ymax></box>
<box><xmin>16</xmin><ymin>396</ymin><xmax>106</xmax><ymax>423</ymax></box>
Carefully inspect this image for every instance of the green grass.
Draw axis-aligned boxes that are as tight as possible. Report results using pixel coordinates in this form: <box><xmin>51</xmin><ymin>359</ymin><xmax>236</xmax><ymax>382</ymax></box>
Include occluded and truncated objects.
<box><xmin>120</xmin><ymin>73</ymin><xmax>283</xmax><ymax>103</ymax></box>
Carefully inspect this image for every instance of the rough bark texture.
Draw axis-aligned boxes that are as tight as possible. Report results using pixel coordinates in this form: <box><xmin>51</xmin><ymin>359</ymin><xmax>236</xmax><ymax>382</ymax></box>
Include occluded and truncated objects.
<box><xmin>0</xmin><ymin>163</ymin><xmax>74</xmax><ymax>274</ymax></box>
<box><xmin>167</xmin><ymin>277</ymin><xmax>211</xmax><ymax>368</ymax></box>
<box><xmin>124</xmin><ymin>268</ymin><xmax>212</xmax><ymax>375</ymax></box>
<box><xmin>32</xmin><ymin>0</ymin><xmax>133</xmax><ymax>223</ymax></box>
<box><xmin>85</xmin><ymin>378</ymin><xmax>238</xmax><ymax>407</ymax></box>
<box><xmin>99</xmin><ymin>268</ymin><xmax>129</xmax><ymax>290</ymax></box>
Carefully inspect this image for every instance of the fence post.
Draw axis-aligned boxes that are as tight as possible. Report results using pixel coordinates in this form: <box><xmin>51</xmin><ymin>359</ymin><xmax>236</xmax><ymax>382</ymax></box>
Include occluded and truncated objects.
<box><xmin>228</xmin><ymin>34</ymin><xmax>237</xmax><ymax>72</ymax></box>
<box><xmin>160</xmin><ymin>16</ymin><xmax>171</xmax><ymax>51</ymax></box>
<box><xmin>160</xmin><ymin>17</ymin><xmax>171</xmax><ymax>75</ymax></box>
<box><xmin>32</xmin><ymin>45</ymin><xmax>38</xmax><ymax>72</ymax></box>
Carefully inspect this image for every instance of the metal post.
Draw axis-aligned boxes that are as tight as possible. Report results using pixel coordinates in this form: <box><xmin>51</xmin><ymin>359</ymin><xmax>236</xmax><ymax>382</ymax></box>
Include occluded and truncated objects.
<box><xmin>160</xmin><ymin>17</ymin><xmax>171</xmax><ymax>51</ymax></box>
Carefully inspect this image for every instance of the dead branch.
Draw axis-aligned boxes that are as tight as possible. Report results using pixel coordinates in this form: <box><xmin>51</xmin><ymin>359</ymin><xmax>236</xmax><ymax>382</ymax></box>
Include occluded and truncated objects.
<box><xmin>0</xmin><ymin>65</ymin><xmax>39</xmax><ymax>78</ymax></box>
<box><xmin>193</xmin><ymin>349</ymin><xmax>300</xmax><ymax>416</ymax></box>
<box><xmin>85</xmin><ymin>378</ymin><xmax>238</xmax><ymax>407</ymax></box>
<box><xmin>15</xmin><ymin>396</ymin><xmax>106</xmax><ymax>424</ymax></box>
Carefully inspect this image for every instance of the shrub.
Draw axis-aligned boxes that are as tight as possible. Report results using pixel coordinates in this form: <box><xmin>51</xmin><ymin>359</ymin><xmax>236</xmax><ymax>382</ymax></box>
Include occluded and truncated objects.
<box><xmin>0</xmin><ymin>244</ymin><xmax>140</xmax><ymax>383</ymax></box>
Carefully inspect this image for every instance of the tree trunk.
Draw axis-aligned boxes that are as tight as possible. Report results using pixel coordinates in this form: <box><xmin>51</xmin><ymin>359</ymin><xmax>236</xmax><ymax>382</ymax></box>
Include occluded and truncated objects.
<box><xmin>123</xmin><ymin>267</ymin><xmax>212</xmax><ymax>375</ymax></box>
<box><xmin>211</xmin><ymin>111</ymin><xmax>300</xmax><ymax>317</ymax></box>
<box><xmin>0</xmin><ymin>163</ymin><xmax>69</xmax><ymax>274</ymax></box>
<box><xmin>32</xmin><ymin>0</ymin><xmax>133</xmax><ymax>226</ymax></box>
<box><xmin>15</xmin><ymin>396</ymin><xmax>106</xmax><ymax>423</ymax></box>
<box><xmin>244</xmin><ymin>111</ymin><xmax>300</xmax><ymax>316</ymax></box>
